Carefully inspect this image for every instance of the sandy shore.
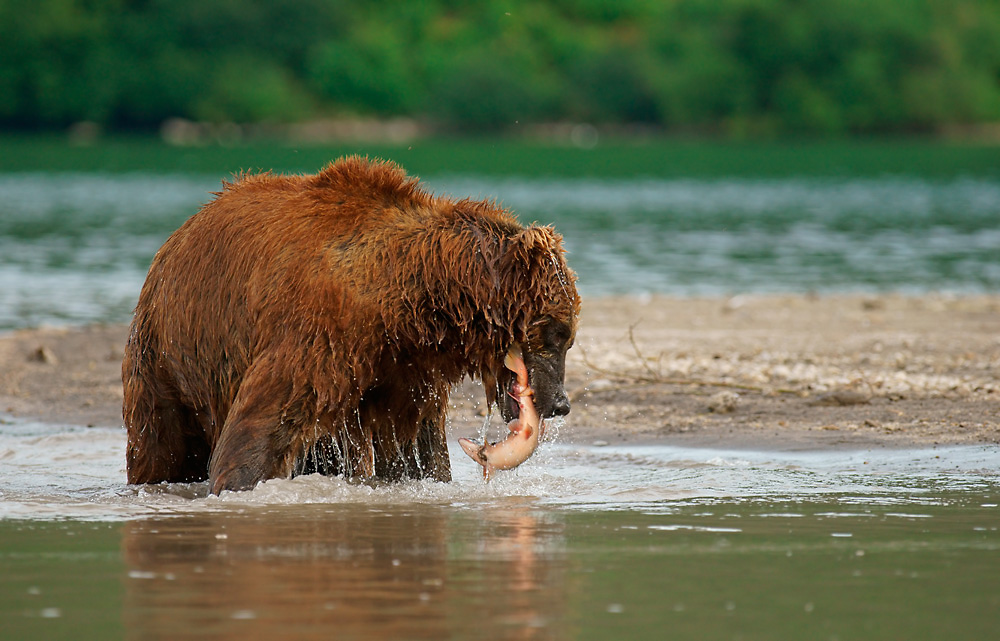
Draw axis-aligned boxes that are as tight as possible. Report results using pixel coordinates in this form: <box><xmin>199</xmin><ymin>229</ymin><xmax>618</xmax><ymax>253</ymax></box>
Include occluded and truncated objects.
<box><xmin>2</xmin><ymin>295</ymin><xmax>998</xmax><ymax>450</ymax></box>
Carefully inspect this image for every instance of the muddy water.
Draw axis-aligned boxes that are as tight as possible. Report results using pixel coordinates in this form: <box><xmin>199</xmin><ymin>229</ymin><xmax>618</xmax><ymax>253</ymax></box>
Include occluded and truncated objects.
<box><xmin>1</xmin><ymin>420</ymin><xmax>999</xmax><ymax>640</ymax></box>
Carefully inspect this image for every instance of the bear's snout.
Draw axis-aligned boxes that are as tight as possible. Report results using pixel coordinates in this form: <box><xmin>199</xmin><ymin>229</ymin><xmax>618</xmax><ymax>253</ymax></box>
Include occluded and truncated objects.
<box><xmin>548</xmin><ymin>392</ymin><xmax>571</xmax><ymax>418</ymax></box>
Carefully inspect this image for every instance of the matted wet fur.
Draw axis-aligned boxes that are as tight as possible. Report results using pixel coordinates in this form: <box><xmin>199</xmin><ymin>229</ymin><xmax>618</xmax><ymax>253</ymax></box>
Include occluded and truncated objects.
<box><xmin>123</xmin><ymin>156</ymin><xmax>580</xmax><ymax>494</ymax></box>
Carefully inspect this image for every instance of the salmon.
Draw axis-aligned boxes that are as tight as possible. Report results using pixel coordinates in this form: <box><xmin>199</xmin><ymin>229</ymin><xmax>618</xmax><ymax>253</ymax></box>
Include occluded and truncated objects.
<box><xmin>458</xmin><ymin>345</ymin><xmax>544</xmax><ymax>481</ymax></box>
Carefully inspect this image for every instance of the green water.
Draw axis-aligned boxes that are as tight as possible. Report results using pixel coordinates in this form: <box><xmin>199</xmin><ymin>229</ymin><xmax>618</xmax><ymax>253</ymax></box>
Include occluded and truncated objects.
<box><xmin>1</xmin><ymin>137</ymin><xmax>999</xmax><ymax>329</ymax></box>
<box><xmin>2</xmin><ymin>498</ymin><xmax>997</xmax><ymax>641</ymax></box>
<box><xmin>3</xmin><ymin>424</ymin><xmax>999</xmax><ymax>640</ymax></box>
<box><xmin>1</xmin><ymin>139</ymin><xmax>998</xmax><ymax>638</ymax></box>
<box><xmin>2</xmin><ymin>135</ymin><xmax>999</xmax><ymax>178</ymax></box>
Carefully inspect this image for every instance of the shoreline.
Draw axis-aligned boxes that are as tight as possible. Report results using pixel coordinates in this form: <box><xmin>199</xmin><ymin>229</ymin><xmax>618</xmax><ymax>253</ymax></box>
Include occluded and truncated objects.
<box><xmin>1</xmin><ymin>294</ymin><xmax>998</xmax><ymax>451</ymax></box>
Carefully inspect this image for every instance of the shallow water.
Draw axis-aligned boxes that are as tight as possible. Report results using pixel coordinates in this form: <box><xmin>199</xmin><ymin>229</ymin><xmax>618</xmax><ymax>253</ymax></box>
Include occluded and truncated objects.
<box><xmin>2</xmin><ymin>419</ymin><xmax>998</xmax><ymax>639</ymax></box>
<box><xmin>2</xmin><ymin>172</ymin><xmax>999</xmax><ymax>329</ymax></box>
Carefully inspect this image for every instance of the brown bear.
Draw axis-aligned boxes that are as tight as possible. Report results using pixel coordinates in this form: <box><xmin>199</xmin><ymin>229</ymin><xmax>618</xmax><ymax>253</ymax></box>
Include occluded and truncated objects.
<box><xmin>123</xmin><ymin>156</ymin><xmax>580</xmax><ymax>494</ymax></box>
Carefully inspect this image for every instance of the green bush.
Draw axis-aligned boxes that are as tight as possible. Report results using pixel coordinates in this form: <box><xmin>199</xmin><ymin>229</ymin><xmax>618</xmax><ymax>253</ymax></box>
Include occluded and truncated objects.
<box><xmin>1</xmin><ymin>0</ymin><xmax>998</xmax><ymax>135</ymax></box>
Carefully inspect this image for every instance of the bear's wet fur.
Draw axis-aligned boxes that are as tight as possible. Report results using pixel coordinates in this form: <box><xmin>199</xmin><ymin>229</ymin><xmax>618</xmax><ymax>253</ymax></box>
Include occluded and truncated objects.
<box><xmin>123</xmin><ymin>157</ymin><xmax>580</xmax><ymax>493</ymax></box>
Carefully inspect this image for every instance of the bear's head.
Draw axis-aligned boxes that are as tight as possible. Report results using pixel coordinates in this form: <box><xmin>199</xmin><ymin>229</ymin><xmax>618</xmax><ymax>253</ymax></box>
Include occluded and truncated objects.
<box><xmin>490</xmin><ymin>225</ymin><xmax>581</xmax><ymax>423</ymax></box>
<box><xmin>500</xmin><ymin>314</ymin><xmax>575</xmax><ymax>422</ymax></box>
<box><xmin>423</xmin><ymin>206</ymin><xmax>580</xmax><ymax>424</ymax></box>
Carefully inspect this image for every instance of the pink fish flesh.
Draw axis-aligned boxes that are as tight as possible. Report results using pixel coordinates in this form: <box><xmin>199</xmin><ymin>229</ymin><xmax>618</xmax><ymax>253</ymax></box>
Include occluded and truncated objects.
<box><xmin>458</xmin><ymin>345</ymin><xmax>544</xmax><ymax>481</ymax></box>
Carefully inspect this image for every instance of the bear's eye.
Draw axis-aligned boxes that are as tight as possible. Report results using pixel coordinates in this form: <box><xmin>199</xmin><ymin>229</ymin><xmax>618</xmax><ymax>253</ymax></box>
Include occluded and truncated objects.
<box><xmin>543</xmin><ymin>320</ymin><xmax>572</xmax><ymax>350</ymax></box>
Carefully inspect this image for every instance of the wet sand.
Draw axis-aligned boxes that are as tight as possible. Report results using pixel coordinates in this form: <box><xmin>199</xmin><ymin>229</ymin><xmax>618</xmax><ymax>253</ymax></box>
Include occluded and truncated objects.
<box><xmin>1</xmin><ymin>295</ymin><xmax>998</xmax><ymax>450</ymax></box>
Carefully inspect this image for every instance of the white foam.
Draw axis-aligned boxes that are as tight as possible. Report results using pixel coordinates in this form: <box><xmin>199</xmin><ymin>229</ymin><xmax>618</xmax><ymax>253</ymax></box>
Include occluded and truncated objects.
<box><xmin>1</xmin><ymin>417</ymin><xmax>998</xmax><ymax>521</ymax></box>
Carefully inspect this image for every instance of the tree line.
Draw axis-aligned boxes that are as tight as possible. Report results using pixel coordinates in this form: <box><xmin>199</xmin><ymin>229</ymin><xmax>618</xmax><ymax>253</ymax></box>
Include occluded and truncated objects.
<box><xmin>2</xmin><ymin>0</ymin><xmax>999</xmax><ymax>136</ymax></box>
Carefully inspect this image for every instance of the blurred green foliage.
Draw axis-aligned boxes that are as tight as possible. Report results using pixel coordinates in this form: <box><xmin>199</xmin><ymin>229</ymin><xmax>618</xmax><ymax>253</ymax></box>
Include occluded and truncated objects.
<box><xmin>2</xmin><ymin>0</ymin><xmax>999</xmax><ymax>135</ymax></box>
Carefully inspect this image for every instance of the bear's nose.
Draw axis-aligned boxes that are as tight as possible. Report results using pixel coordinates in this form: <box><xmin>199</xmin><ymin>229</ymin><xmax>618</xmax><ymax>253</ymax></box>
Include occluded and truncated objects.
<box><xmin>550</xmin><ymin>393</ymin><xmax>571</xmax><ymax>417</ymax></box>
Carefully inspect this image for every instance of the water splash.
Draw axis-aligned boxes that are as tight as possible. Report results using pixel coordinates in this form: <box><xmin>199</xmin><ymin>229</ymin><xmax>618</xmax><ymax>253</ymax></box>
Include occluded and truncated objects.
<box><xmin>2</xmin><ymin>417</ymin><xmax>998</xmax><ymax>521</ymax></box>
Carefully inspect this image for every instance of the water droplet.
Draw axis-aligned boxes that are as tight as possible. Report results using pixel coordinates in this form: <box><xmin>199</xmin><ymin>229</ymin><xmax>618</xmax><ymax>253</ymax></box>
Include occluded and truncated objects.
<box><xmin>128</xmin><ymin>570</ymin><xmax>157</xmax><ymax>579</ymax></box>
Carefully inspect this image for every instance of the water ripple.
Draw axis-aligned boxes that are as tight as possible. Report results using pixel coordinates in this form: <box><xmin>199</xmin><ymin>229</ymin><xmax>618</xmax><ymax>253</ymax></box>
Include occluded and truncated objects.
<box><xmin>2</xmin><ymin>419</ymin><xmax>997</xmax><ymax>521</ymax></box>
<box><xmin>1</xmin><ymin>173</ymin><xmax>998</xmax><ymax>328</ymax></box>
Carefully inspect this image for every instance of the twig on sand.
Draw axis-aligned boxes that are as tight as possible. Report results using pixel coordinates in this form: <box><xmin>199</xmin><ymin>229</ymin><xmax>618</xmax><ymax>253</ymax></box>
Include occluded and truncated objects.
<box><xmin>571</xmin><ymin>323</ymin><xmax>797</xmax><ymax>402</ymax></box>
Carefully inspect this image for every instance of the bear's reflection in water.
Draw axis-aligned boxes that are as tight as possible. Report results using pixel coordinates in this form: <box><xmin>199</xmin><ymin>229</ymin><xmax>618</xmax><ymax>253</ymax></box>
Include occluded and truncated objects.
<box><xmin>122</xmin><ymin>503</ymin><xmax>568</xmax><ymax>640</ymax></box>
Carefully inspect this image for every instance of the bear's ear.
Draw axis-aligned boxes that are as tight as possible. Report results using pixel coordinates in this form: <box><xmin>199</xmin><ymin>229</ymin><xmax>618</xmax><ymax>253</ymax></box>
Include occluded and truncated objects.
<box><xmin>509</xmin><ymin>225</ymin><xmax>562</xmax><ymax>253</ymax></box>
<box><xmin>502</xmin><ymin>225</ymin><xmax>570</xmax><ymax>274</ymax></box>
<box><xmin>500</xmin><ymin>224</ymin><xmax>574</xmax><ymax>299</ymax></box>
<box><xmin>493</xmin><ymin>223</ymin><xmax>579</xmax><ymax>346</ymax></box>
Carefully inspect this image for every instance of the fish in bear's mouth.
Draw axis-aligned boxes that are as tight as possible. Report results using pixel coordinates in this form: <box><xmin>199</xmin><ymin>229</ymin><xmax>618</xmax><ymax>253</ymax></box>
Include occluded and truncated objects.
<box><xmin>459</xmin><ymin>344</ymin><xmax>543</xmax><ymax>481</ymax></box>
<box><xmin>503</xmin><ymin>371</ymin><xmax>524</xmax><ymax>421</ymax></box>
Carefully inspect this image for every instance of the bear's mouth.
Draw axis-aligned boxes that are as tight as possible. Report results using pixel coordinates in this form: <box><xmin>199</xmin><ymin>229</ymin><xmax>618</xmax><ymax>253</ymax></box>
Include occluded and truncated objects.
<box><xmin>499</xmin><ymin>344</ymin><xmax>529</xmax><ymax>424</ymax></box>
<box><xmin>504</xmin><ymin>378</ymin><xmax>522</xmax><ymax>421</ymax></box>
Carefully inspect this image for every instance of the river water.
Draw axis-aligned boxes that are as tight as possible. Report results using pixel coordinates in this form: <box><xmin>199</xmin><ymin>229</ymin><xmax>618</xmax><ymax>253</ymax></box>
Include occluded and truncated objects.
<box><xmin>1</xmin><ymin>419</ymin><xmax>998</xmax><ymax>640</ymax></box>
<box><xmin>1</xmin><ymin>172</ymin><xmax>999</xmax><ymax>329</ymax></box>
<box><xmin>2</xmin><ymin>167</ymin><xmax>999</xmax><ymax>638</ymax></box>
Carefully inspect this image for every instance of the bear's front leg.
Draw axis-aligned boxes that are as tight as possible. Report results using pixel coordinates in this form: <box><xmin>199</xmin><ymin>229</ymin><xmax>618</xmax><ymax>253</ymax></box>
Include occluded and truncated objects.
<box><xmin>208</xmin><ymin>360</ymin><xmax>297</xmax><ymax>494</ymax></box>
<box><xmin>413</xmin><ymin>412</ymin><xmax>452</xmax><ymax>482</ymax></box>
